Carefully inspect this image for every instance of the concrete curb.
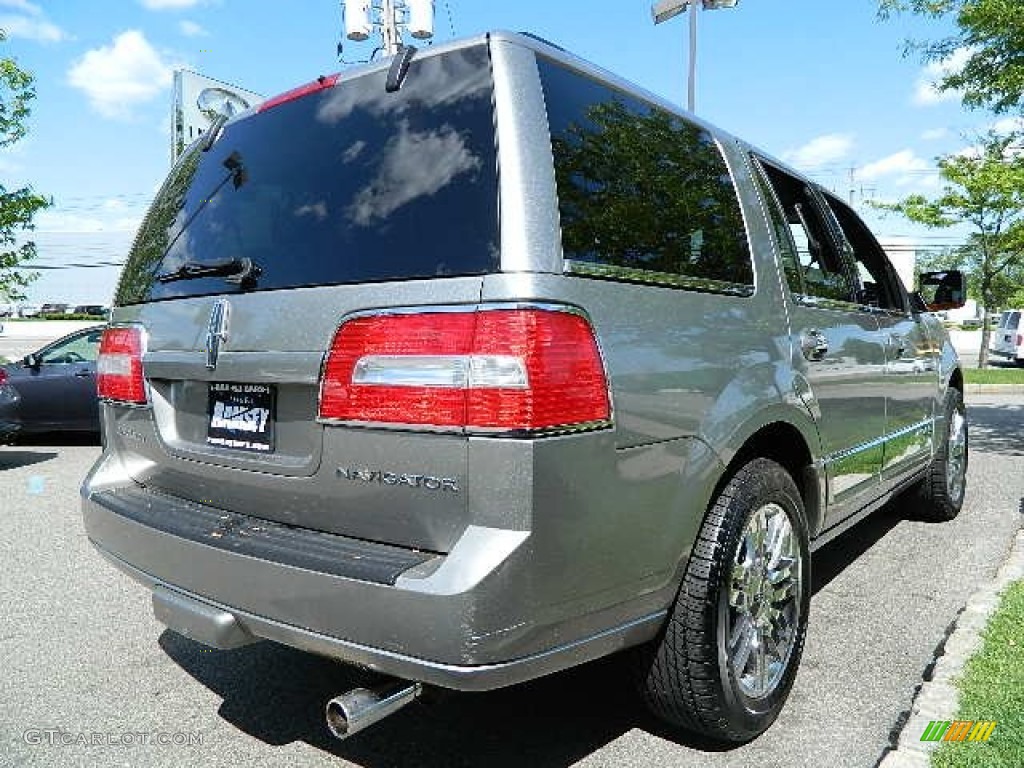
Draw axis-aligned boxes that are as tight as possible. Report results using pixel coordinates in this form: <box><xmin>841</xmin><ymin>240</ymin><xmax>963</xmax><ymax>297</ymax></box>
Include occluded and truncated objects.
<box><xmin>877</xmin><ymin>528</ymin><xmax>1024</xmax><ymax>767</ymax></box>
<box><xmin>966</xmin><ymin>384</ymin><xmax>1024</xmax><ymax>395</ymax></box>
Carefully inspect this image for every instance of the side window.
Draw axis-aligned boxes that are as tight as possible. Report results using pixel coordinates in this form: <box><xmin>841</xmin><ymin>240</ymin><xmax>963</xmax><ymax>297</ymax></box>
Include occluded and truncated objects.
<box><xmin>1010</xmin><ymin>312</ymin><xmax>1021</xmax><ymax>331</ymax></box>
<box><xmin>822</xmin><ymin>195</ymin><xmax>907</xmax><ymax>312</ymax></box>
<box><xmin>538</xmin><ymin>57</ymin><xmax>754</xmax><ymax>292</ymax></box>
<box><xmin>751</xmin><ymin>159</ymin><xmax>804</xmax><ymax>294</ymax></box>
<box><xmin>753</xmin><ymin>158</ymin><xmax>855</xmax><ymax>303</ymax></box>
<box><xmin>40</xmin><ymin>331</ymin><xmax>101</xmax><ymax>364</ymax></box>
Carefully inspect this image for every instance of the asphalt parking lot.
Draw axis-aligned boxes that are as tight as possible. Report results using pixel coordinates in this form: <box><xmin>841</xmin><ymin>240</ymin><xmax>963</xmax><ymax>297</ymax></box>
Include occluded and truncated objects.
<box><xmin>1</xmin><ymin>395</ymin><xmax>1021</xmax><ymax>768</ymax></box>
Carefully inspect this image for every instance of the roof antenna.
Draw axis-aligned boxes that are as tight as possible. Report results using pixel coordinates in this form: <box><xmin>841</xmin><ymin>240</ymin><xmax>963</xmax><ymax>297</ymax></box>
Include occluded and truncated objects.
<box><xmin>385</xmin><ymin>44</ymin><xmax>416</xmax><ymax>92</ymax></box>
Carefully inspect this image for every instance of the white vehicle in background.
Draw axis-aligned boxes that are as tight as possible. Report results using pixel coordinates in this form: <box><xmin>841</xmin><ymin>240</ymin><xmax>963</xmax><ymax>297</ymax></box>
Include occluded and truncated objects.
<box><xmin>18</xmin><ymin>304</ymin><xmax>41</xmax><ymax>318</ymax></box>
<box><xmin>0</xmin><ymin>303</ymin><xmax>16</xmax><ymax>318</ymax></box>
<box><xmin>989</xmin><ymin>309</ymin><xmax>1024</xmax><ymax>365</ymax></box>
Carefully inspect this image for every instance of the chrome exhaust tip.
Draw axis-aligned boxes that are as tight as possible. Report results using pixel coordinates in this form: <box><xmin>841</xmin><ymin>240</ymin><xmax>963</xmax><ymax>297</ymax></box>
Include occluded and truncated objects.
<box><xmin>325</xmin><ymin>680</ymin><xmax>423</xmax><ymax>740</ymax></box>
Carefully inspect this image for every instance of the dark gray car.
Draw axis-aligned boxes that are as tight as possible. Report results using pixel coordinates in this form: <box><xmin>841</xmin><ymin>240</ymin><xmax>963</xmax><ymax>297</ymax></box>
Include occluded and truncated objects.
<box><xmin>1</xmin><ymin>326</ymin><xmax>104</xmax><ymax>441</ymax></box>
<box><xmin>81</xmin><ymin>32</ymin><xmax>968</xmax><ymax>745</ymax></box>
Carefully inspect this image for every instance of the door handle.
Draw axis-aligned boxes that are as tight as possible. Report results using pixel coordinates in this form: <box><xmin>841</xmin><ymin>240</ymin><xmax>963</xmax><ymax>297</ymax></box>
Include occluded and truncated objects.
<box><xmin>800</xmin><ymin>329</ymin><xmax>829</xmax><ymax>361</ymax></box>
<box><xmin>74</xmin><ymin>369</ymin><xmax>93</xmax><ymax>378</ymax></box>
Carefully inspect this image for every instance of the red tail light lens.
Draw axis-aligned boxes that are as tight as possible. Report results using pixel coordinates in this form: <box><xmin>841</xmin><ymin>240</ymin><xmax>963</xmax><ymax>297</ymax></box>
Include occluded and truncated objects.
<box><xmin>97</xmin><ymin>327</ymin><xmax>147</xmax><ymax>404</ymax></box>
<box><xmin>259</xmin><ymin>73</ymin><xmax>340</xmax><ymax>113</ymax></box>
<box><xmin>0</xmin><ymin>368</ymin><xmax>6</xmax><ymax>387</ymax></box>
<box><xmin>319</xmin><ymin>307</ymin><xmax>611</xmax><ymax>434</ymax></box>
<box><xmin>1017</xmin><ymin>333</ymin><xmax>1022</xmax><ymax>347</ymax></box>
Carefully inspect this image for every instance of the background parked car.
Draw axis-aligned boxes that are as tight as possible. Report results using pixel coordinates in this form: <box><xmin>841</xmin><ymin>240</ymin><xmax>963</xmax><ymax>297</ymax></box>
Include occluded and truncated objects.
<box><xmin>989</xmin><ymin>309</ymin><xmax>1023</xmax><ymax>365</ymax></box>
<box><xmin>0</xmin><ymin>325</ymin><xmax>104</xmax><ymax>442</ymax></box>
<box><xmin>17</xmin><ymin>304</ymin><xmax>41</xmax><ymax>318</ymax></box>
<box><xmin>73</xmin><ymin>305</ymin><xmax>110</xmax><ymax>319</ymax></box>
<box><xmin>39</xmin><ymin>303</ymin><xmax>70</xmax><ymax>317</ymax></box>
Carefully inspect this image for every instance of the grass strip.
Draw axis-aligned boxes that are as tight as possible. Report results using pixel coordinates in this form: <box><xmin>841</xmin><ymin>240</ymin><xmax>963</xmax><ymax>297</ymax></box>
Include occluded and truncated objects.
<box><xmin>932</xmin><ymin>580</ymin><xmax>1024</xmax><ymax>767</ymax></box>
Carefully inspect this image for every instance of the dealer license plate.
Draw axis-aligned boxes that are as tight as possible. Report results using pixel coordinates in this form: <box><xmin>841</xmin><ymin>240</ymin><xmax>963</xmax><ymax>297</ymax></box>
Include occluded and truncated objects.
<box><xmin>207</xmin><ymin>382</ymin><xmax>276</xmax><ymax>453</ymax></box>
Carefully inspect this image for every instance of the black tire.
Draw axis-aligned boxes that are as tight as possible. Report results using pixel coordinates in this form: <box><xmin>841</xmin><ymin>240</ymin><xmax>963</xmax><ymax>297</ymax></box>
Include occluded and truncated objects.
<box><xmin>915</xmin><ymin>387</ymin><xmax>968</xmax><ymax>522</ymax></box>
<box><xmin>635</xmin><ymin>458</ymin><xmax>810</xmax><ymax>743</ymax></box>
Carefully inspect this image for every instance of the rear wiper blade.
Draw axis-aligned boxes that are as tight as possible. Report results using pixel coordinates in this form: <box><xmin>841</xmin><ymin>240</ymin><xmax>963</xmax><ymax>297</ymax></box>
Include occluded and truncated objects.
<box><xmin>156</xmin><ymin>256</ymin><xmax>261</xmax><ymax>284</ymax></box>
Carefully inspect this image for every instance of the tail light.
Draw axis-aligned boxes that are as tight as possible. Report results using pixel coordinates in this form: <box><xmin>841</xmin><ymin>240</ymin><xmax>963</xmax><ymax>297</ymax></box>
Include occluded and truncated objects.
<box><xmin>0</xmin><ymin>368</ymin><xmax>6</xmax><ymax>387</ymax></box>
<box><xmin>319</xmin><ymin>306</ymin><xmax>611</xmax><ymax>434</ymax></box>
<box><xmin>97</xmin><ymin>326</ymin><xmax>147</xmax><ymax>404</ymax></box>
<box><xmin>1017</xmin><ymin>333</ymin><xmax>1022</xmax><ymax>347</ymax></box>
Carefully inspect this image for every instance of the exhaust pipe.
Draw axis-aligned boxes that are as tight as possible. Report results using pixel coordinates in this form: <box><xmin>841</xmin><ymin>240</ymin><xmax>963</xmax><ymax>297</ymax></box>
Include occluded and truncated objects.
<box><xmin>325</xmin><ymin>680</ymin><xmax>423</xmax><ymax>740</ymax></box>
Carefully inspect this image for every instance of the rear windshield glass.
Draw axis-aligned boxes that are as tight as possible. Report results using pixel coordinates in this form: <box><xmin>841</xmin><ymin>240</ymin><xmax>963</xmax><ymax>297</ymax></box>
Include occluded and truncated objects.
<box><xmin>116</xmin><ymin>44</ymin><xmax>498</xmax><ymax>305</ymax></box>
<box><xmin>537</xmin><ymin>57</ymin><xmax>753</xmax><ymax>292</ymax></box>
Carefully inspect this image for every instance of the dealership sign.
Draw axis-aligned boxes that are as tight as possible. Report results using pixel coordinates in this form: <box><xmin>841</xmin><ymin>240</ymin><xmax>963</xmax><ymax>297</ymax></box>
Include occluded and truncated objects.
<box><xmin>172</xmin><ymin>70</ymin><xmax>264</xmax><ymax>163</ymax></box>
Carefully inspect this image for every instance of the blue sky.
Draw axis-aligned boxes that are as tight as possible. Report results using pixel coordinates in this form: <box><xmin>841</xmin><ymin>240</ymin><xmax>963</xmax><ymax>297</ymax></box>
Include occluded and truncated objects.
<box><xmin>0</xmin><ymin>0</ymin><xmax>1009</xmax><ymax>304</ymax></box>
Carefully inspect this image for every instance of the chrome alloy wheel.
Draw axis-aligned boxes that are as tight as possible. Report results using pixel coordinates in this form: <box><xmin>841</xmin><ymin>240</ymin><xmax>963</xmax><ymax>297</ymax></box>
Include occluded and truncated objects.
<box><xmin>726</xmin><ymin>502</ymin><xmax>802</xmax><ymax>700</ymax></box>
<box><xmin>946</xmin><ymin>408</ymin><xmax>967</xmax><ymax>503</ymax></box>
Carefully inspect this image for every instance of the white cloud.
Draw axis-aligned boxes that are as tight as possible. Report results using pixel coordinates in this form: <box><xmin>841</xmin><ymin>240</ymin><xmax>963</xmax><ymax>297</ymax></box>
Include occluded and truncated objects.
<box><xmin>991</xmin><ymin>116</ymin><xmax>1024</xmax><ymax>136</ymax></box>
<box><xmin>67</xmin><ymin>30</ymin><xmax>176</xmax><ymax>120</ymax></box>
<box><xmin>140</xmin><ymin>0</ymin><xmax>203</xmax><ymax>9</ymax></box>
<box><xmin>0</xmin><ymin>0</ymin><xmax>41</xmax><ymax>14</ymax></box>
<box><xmin>858</xmin><ymin>150</ymin><xmax>931</xmax><ymax>181</ymax></box>
<box><xmin>781</xmin><ymin>133</ymin><xmax>854</xmax><ymax>169</ymax></box>
<box><xmin>348</xmin><ymin>121</ymin><xmax>482</xmax><ymax>226</ymax></box>
<box><xmin>178</xmin><ymin>20</ymin><xmax>207</xmax><ymax>36</ymax></box>
<box><xmin>921</xmin><ymin>128</ymin><xmax>948</xmax><ymax>141</ymax></box>
<box><xmin>913</xmin><ymin>48</ymin><xmax>971</xmax><ymax>106</ymax></box>
<box><xmin>0</xmin><ymin>0</ymin><xmax>67</xmax><ymax>42</ymax></box>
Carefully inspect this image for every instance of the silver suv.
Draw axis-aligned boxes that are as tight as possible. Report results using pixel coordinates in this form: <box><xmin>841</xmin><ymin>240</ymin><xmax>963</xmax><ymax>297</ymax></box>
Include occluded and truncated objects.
<box><xmin>82</xmin><ymin>32</ymin><xmax>968</xmax><ymax>744</ymax></box>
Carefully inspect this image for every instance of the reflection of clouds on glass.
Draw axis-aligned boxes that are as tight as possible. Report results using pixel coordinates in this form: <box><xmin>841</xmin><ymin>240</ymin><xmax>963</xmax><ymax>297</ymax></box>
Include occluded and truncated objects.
<box><xmin>342</xmin><ymin>140</ymin><xmax>367</xmax><ymax>163</ymax></box>
<box><xmin>347</xmin><ymin>120</ymin><xmax>480</xmax><ymax>226</ymax></box>
<box><xmin>295</xmin><ymin>202</ymin><xmax>328</xmax><ymax>221</ymax></box>
<box><xmin>316</xmin><ymin>49</ymin><xmax>490</xmax><ymax>124</ymax></box>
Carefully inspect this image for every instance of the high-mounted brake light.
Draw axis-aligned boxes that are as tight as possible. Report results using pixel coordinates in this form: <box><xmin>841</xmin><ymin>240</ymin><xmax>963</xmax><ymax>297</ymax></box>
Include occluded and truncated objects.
<box><xmin>259</xmin><ymin>73</ymin><xmax>340</xmax><ymax>113</ymax></box>
<box><xmin>319</xmin><ymin>307</ymin><xmax>611</xmax><ymax>434</ymax></box>
<box><xmin>97</xmin><ymin>327</ymin><xmax>147</xmax><ymax>404</ymax></box>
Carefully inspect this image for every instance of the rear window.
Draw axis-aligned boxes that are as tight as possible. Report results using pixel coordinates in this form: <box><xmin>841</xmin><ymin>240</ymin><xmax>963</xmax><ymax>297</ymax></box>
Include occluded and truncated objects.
<box><xmin>116</xmin><ymin>45</ymin><xmax>498</xmax><ymax>305</ymax></box>
<box><xmin>537</xmin><ymin>57</ymin><xmax>753</xmax><ymax>293</ymax></box>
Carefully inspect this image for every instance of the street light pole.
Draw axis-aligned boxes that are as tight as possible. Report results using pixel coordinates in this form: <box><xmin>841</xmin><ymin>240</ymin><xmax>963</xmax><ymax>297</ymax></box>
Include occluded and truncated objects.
<box><xmin>652</xmin><ymin>0</ymin><xmax>740</xmax><ymax>113</ymax></box>
<box><xmin>687</xmin><ymin>0</ymin><xmax>697</xmax><ymax>112</ymax></box>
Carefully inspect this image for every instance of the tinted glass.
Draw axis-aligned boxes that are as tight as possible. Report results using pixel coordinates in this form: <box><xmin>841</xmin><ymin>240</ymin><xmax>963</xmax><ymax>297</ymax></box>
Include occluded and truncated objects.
<box><xmin>116</xmin><ymin>45</ymin><xmax>498</xmax><ymax>305</ymax></box>
<box><xmin>40</xmin><ymin>329</ymin><xmax>102</xmax><ymax>364</ymax></box>
<box><xmin>755</xmin><ymin>159</ymin><xmax>855</xmax><ymax>303</ymax></box>
<box><xmin>538</xmin><ymin>58</ymin><xmax>753</xmax><ymax>289</ymax></box>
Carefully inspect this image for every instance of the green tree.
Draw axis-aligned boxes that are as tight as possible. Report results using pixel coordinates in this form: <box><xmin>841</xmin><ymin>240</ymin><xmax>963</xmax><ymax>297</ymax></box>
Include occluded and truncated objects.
<box><xmin>879</xmin><ymin>0</ymin><xmax>1024</xmax><ymax>114</ymax></box>
<box><xmin>0</xmin><ymin>30</ymin><xmax>49</xmax><ymax>302</ymax></box>
<box><xmin>873</xmin><ymin>132</ymin><xmax>1024</xmax><ymax>367</ymax></box>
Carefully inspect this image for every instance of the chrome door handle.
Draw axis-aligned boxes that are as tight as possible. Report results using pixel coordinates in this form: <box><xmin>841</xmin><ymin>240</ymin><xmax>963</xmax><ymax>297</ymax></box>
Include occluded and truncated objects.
<box><xmin>800</xmin><ymin>329</ymin><xmax>829</xmax><ymax>361</ymax></box>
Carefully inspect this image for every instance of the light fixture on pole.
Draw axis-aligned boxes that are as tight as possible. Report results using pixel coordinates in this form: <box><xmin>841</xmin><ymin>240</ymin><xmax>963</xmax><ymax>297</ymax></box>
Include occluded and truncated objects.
<box><xmin>343</xmin><ymin>0</ymin><xmax>435</xmax><ymax>57</ymax></box>
<box><xmin>651</xmin><ymin>0</ymin><xmax>739</xmax><ymax>112</ymax></box>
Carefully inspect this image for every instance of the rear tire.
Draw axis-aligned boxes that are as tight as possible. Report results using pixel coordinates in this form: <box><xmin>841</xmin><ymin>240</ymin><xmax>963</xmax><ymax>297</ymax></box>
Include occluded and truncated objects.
<box><xmin>915</xmin><ymin>387</ymin><xmax>967</xmax><ymax>522</ymax></box>
<box><xmin>635</xmin><ymin>458</ymin><xmax>810</xmax><ymax>743</ymax></box>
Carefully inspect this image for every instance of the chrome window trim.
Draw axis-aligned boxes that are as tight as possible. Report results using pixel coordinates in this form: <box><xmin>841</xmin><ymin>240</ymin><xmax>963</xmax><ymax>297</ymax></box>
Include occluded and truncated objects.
<box><xmin>563</xmin><ymin>260</ymin><xmax>754</xmax><ymax>297</ymax></box>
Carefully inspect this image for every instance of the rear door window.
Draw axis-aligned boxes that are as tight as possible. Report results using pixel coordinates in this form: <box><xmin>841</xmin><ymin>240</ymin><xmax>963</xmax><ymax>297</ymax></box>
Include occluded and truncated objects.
<box><xmin>116</xmin><ymin>45</ymin><xmax>498</xmax><ymax>305</ymax></box>
<box><xmin>752</xmin><ymin>158</ymin><xmax>856</xmax><ymax>305</ymax></box>
<box><xmin>538</xmin><ymin>57</ymin><xmax>753</xmax><ymax>294</ymax></box>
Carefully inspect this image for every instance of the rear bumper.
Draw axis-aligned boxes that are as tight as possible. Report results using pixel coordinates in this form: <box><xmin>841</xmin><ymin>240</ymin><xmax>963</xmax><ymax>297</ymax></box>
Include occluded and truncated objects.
<box><xmin>90</xmin><ymin>541</ymin><xmax>663</xmax><ymax>691</ymax></box>
<box><xmin>81</xmin><ymin>453</ymin><xmax>671</xmax><ymax>690</ymax></box>
<box><xmin>988</xmin><ymin>347</ymin><xmax>1019</xmax><ymax>360</ymax></box>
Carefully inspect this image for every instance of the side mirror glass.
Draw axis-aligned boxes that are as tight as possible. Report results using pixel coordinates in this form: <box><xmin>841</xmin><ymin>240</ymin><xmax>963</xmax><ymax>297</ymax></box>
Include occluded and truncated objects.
<box><xmin>917</xmin><ymin>270</ymin><xmax>967</xmax><ymax>312</ymax></box>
